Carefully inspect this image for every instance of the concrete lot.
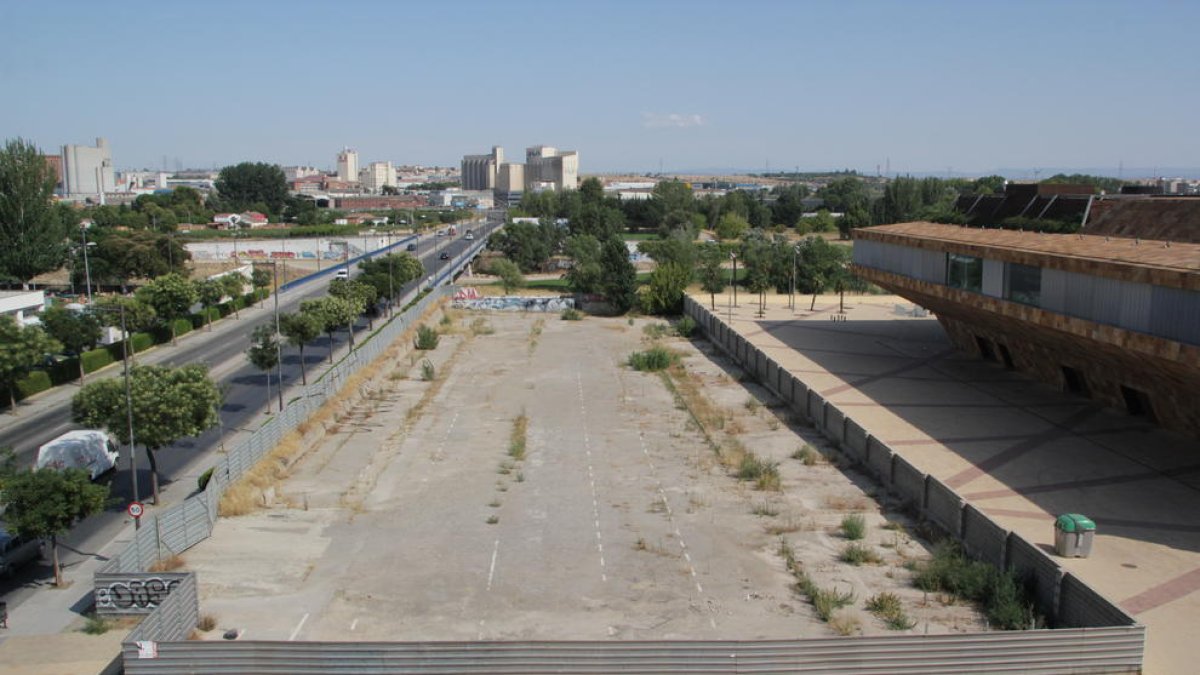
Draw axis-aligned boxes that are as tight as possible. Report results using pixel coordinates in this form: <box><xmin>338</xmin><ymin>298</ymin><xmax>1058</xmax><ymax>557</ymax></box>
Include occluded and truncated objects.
<box><xmin>695</xmin><ymin>290</ymin><xmax>1200</xmax><ymax>675</ymax></box>
<box><xmin>181</xmin><ymin>310</ymin><xmax>985</xmax><ymax>643</ymax></box>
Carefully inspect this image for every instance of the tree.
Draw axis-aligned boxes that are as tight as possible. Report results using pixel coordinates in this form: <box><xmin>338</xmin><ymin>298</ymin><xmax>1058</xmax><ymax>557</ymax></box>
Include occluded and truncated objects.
<box><xmin>246</xmin><ymin>325</ymin><xmax>280</xmax><ymax>413</ymax></box>
<box><xmin>357</xmin><ymin>253</ymin><xmax>424</xmax><ymax>306</ymax></box>
<box><xmin>135</xmin><ymin>273</ymin><xmax>198</xmax><ymax>344</ymax></box>
<box><xmin>638</xmin><ymin>230</ymin><xmax>697</xmax><ymax>270</ymax></box>
<box><xmin>196</xmin><ymin>279</ymin><xmax>224</xmax><ymax>331</ymax></box>
<box><xmin>93</xmin><ymin>295</ymin><xmax>157</xmax><ymax>334</ymax></box>
<box><xmin>641</xmin><ymin>262</ymin><xmax>691</xmax><ymax>315</ymax></box>
<box><xmin>220</xmin><ymin>272</ymin><xmax>247</xmax><ymax>319</ymax></box>
<box><xmin>697</xmin><ymin>245</ymin><xmax>727</xmax><ymax>310</ymax></box>
<box><xmin>598</xmin><ymin>236</ymin><xmax>637</xmax><ymax>314</ymax></box>
<box><xmin>490</xmin><ymin>220</ymin><xmax>562</xmax><ymax>272</ymax></box>
<box><xmin>794</xmin><ymin>236</ymin><xmax>851</xmax><ymax>310</ymax></box>
<box><xmin>279</xmin><ymin>311</ymin><xmax>322</xmax><ymax>385</ymax></box>
<box><xmin>0</xmin><ymin>138</ymin><xmax>70</xmax><ymax>287</ymax></box>
<box><xmin>490</xmin><ymin>259</ymin><xmax>525</xmax><ymax>294</ymax></box>
<box><xmin>87</xmin><ymin>230</ymin><xmax>189</xmax><ymax>290</ymax></box>
<box><xmin>0</xmin><ymin>468</ymin><xmax>107</xmax><ymax>586</ymax></box>
<box><xmin>73</xmin><ymin>364</ymin><xmax>220</xmax><ymax>504</ymax></box>
<box><xmin>329</xmin><ymin>278</ymin><xmax>375</xmax><ymax>333</ymax></box>
<box><xmin>564</xmin><ymin>235</ymin><xmax>603</xmax><ymax>294</ymax></box>
<box><xmin>300</xmin><ymin>296</ymin><xmax>358</xmax><ymax>363</ymax></box>
<box><xmin>816</xmin><ymin>176</ymin><xmax>871</xmax><ymax>214</ymax></box>
<box><xmin>41</xmin><ymin>306</ymin><xmax>102</xmax><ymax>383</ymax></box>
<box><xmin>0</xmin><ymin>316</ymin><xmax>61</xmax><ymax>408</ymax></box>
<box><xmin>251</xmin><ymin>267</ymin><xmax>273</xmax><ymax>308</ymax></box>
<box><xmin>715</xmin><ymin>213</ymin><xmax>750</xmax><ymax>241</ymax></box>
<box><xmin>214</xmin><ymin>162</ymin><xmax>289</xmax><ymax>215</ymax></box>
<box><xmin>652</xmin><ymin>180</ymin><xmax>695</xmax><ymax>218</ymax></box>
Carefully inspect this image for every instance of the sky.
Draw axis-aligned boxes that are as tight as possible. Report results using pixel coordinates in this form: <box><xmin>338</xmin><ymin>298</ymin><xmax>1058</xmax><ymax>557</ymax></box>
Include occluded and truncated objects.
<box><xmin>3</xmin><ymin>0</ymin><xmax>1198</xmax><ymax>177</ymax></box>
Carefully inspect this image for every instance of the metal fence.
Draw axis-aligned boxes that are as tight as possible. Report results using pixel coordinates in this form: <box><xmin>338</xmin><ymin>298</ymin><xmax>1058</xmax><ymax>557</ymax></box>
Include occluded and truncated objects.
<box><xmin>121</xmin><ymin>628</ymin><xmax>1145</xmax><ymax>674</ymax></box>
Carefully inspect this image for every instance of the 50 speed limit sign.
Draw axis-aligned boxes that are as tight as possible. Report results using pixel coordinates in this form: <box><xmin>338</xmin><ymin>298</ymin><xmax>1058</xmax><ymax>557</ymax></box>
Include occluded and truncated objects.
<box><xmin>127</xmin><ymin>502</ymin><xmax>144</xmax><ymax>519</ymax></box>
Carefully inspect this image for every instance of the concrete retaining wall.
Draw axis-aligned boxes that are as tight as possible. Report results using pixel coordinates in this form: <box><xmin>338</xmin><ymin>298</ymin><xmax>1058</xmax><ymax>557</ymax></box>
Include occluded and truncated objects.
<box><xmin>962</xmin><ymin>504</ymin><xmax>1008</xmax><ymax>569</ymax></box>
<box><xmin>867</xmin><ymin>436</ymin><xmax>894</xmax><ymax>485</ymax></box>
<box><xmin>1058</xmin><ymin>573</ymin><xmax>1139</xmax><ymax>628</ymax></box>
<box><xmin>891</xmin><ymin>455</ymin><xmax>925</xmax><ymax>509</ymax></box>
<box><xmin>1008</xmin><ymin>534</ymin><xmax>1063</xmax><ymax>620</ymax></box>
<box><xmin>824</xmin><ymin>403</ymin><xmax>846</xmax><ymax>445</ymax></box>
<box><xmin>925</xmin><ymin>477</ymin><xmax>964</xmax><ymax>537</ymax></box>
<box><xmin>843</xmin><ymin>421</ymin><xmax>868</xmax><ymax>464</ymax></box>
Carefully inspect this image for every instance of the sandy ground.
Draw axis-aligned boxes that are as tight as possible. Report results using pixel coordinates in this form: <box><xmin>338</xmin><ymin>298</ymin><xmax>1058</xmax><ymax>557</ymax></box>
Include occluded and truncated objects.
<box><xmin>179</xmin><ymin>309</ymin><xmax>986</xmax><ymax>641</ymax></box>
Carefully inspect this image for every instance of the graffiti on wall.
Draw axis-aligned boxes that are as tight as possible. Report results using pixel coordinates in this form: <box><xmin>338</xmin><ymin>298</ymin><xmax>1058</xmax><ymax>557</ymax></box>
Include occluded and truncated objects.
<box><xmin>451</xmin><ymin>296</ymin><xmax>574</xmax><ymax>312</ymax></box>
<box><xmin>96</xmin><ymin>576</ymin><xmax>181</xmax><ymax>613</ymax></box>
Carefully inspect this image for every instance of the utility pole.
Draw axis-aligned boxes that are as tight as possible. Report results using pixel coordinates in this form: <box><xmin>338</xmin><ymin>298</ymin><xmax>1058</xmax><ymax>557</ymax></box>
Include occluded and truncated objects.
<box><xmin>272</xmin><ymin>261</ymin><xmax>284</xmax><ymax>413</ymax></box>
<box><xmin>117</xmin><ymin>304</ymin><xmax>139</xmax><ymax>527</ymax></box>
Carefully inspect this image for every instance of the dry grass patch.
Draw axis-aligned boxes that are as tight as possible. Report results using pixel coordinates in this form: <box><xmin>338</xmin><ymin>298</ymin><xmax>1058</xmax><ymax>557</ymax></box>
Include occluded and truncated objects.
<box><xmin>825</xmin><ymin>494</ymin><xmax>871</xmax><ymax>512</ymax></box>
<box><xmin>219</xmin><ymin>434</ymin><xmax>304</xmax><ymax>516</ymax></box>
<box><xmin>509</xmin><ymin>413</ymin><xmax>529</xmax><ymax>460</ymax></box>
<box><xmin>197</xmin><ymin>614</ymin><xmax>218</xmax><ymax>631</ymax></box>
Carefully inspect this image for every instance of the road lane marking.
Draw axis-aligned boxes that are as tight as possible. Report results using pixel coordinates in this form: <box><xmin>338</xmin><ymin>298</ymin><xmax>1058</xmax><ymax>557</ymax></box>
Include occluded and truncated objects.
<box><xmin>350</xmin><ymin>618</ymin><xmax>358</xmax><ymax>631</ymax></box>
<box><xmin>289</xmin><ymin>613</ymin><xmax>309</xmax><ymax>641</ymax></box>
<box><xmin>486</xmin><ymin>539</ymin><xmax>499</xmax><ymax>591</ymax></box>
<box><xmin>578</xmin><ymin>369</ymin><xmax>608</xmax><ymax>583</ymax></box>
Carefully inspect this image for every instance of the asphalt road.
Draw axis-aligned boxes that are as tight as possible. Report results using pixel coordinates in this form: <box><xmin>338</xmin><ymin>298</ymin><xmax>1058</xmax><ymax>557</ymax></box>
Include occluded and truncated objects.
<box><xmin>0</xmin><ymin>220</ymin><xmax>497</xmax><ymax>605</ymax></box>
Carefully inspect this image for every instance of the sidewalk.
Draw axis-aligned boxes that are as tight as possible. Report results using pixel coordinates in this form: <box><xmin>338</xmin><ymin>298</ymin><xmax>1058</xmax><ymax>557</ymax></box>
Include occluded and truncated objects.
<box><xmin>696</xmin><ymin>289</ymin><xmax>1200</xmax><ymax>675</ymax></box>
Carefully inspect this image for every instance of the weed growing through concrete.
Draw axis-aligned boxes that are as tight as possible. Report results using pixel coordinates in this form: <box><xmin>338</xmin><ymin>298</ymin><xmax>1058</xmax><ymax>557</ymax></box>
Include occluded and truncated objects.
<box><xmin>828</xmin><ymin>610</ymin><xmax>862</xmax><ymax>636</ymax></box>
<box><xmin>642</xmin><ymin>322</ymin><xmax>671</xmax><ymax>340</ymax></box>
<box><xmin>744</xmin><ymin>396</ymin><xmax>761</xmax><ymax>414</ymax></box>
<box><xmin>561</xmin><ymin>308</ymin><xmax>583</xmax><ymax>321</ymax></box>
<box><xmin>751</xmin><ymin>501</ymin><xmax>780</xmax><ymax>517</ymax></box>
<box><xmin>497</xmin><ymin>461</ymin><xmax>514</xmax><ymax>475</ymax></box>
<box><xmin>420</xmin><ymin>359</ymin><xmax>436</xmax><ymax>381</ymax></box>
<box><xmin>469</xmin><ymin>317</ymin><xmax>495</xmax><ymax>335</ymax></box>
<box><xmin>508</xmin><ymin>413</ymin><xmax>528</xmax><ymax>460</ymax></box>
<box><xmin>791</xmin><ymin>444</ymin><xmax>819</xmax><ymax>465</ymax></box>
<box><xmin>913</xmin><ymin>542</ymin><xmax>1041</xmax><ymax>630</ymax></box>
<box><xmin>148</xmin><ymin>554</ymin><xmax>186</xmax><ymax>572</ymax></box>
<box><xmin>839</xmin><ymin>543</ymin><xmax>882</xmax><ymax>566</ymax></box>
<box><xmin>515</xmin><ymin>471</ymin><xmax>525</xmax><ymax>482</ymax></box>
<box><xmin>841</xmin><ymin>514</ymin><xmax>867</xmax><ymax>540</ymax></box>
<box><xmin>414</xmin><ymin>324</ymin><xmax>440</xmax><ymax>350</ymax></box>
<box><xmin>488</xmin><ymin>498</ymin><xmax>501</xmax><ymax>508</ymax></box>
<box><xmin>628</xmin><ymin>346</ymin><xmax>678</xmax><ymax>372</ymax></box>
<box><xmin>737</xmin><ymin>454</ymin><xmax>781</xmax><ymax>491</ymax></box>
<box><xmin>198</xmin><ymin>614</ymin><xmax>218</xmax><ymax>631</ymax></box>
<box><xmin>82</xmin><ymin>613</ymin><xmax>112</xmax><ymax>635</ymax></box>
<box><xmin>780</xmin><ymin>538</ymin><xmax>855</xmax><ymax>622</ymax></box>
<box><xmin>866</xmin><ymin>592</ymin><xmax>916</xmax><ymax>630</ymax></box>
<box><xmin>486</xmin><ymin>515</ymin><xmax>499</xmax><ymax>525</ymax></box>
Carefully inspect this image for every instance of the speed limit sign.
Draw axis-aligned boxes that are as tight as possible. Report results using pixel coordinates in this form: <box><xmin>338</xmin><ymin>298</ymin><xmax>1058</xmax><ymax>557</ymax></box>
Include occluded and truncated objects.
<box><xmin>127</xmin><ymin>502</ymin><xmax>144</xmax><ymax>519</ymax></box>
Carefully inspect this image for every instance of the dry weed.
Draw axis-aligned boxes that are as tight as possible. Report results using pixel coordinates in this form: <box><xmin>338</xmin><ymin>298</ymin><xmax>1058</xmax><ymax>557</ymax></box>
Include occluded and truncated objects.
<box><xmin>824</xmin><ymin>494</ymin><xmax>871</xmax><ymax>511</ymax></box>
<box><xmin>147</xmin><ymin>554</ymin><xmax>186</xmax><ymax>572</ymax></box>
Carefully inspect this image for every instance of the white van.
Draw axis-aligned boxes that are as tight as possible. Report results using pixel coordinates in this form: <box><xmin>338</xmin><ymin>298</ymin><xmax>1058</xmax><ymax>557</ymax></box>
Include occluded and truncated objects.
<box><xmin>35</xmin><ymin>430</ymin><xmax>120</xmax><ymax>481</ymax></box>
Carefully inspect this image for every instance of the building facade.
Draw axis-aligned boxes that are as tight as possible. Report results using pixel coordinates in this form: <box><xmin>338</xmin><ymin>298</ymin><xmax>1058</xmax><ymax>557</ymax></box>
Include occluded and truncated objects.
<box><xmin>461</xmin><ymin>146</ymin><xmax>503</xmax><ymax>191</ymax></box>
<box><xmin>359</xmin><ymin>161</ymin><xmax>397</xmax><ymax>193</ymax></box>
<box><xmin>336</xmin><ymin>148</ymin><xmax>359</xmax><ymax>183</ymax></box>
<box><xmin>851</xmin><ymin>222</ymin><xmax>1200</xmax><ymax>438</ymax></box>
<box><xmin>524</xmin><ymin>145</ymin><xmax>578</xmax><ymax>192</ymax></box>
<box><xmin>61</xmin><ymin>137</ymin><xmax>115</xmax><ymax>197</ymax></box>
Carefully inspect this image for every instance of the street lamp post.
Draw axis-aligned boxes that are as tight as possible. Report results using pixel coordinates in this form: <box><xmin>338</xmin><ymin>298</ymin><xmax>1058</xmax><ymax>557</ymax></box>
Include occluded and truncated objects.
<box><xmin>386</xmin><ymin>229</ymin><xmax>394</xmax><ymax>316</ymax></box>
<box><xmin>80</xmin><ymin>224</ymin><xmax>94</xmax><ymax>302</ymax></box>
<box><xmin>727</xmin><ymin>252</ymin><xmax>736</xmax><ymax>323</ymax></box>
<box><xmin>731</xmin><ymin>252</ymin><xmax>738</xmax><ymax>308</ymax></box>
<box><xmin>790</xmin><ymin>246</ymin><xmax>797</xmax><ymax>310</ymax></box>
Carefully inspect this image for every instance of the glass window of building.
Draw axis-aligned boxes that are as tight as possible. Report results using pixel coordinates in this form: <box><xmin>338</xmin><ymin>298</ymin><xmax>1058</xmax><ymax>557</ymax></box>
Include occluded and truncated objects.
<box><xmin>946</xmin><ymin>253</ymin><xmax>983</xmax><ymax>293</ymax></box>
<box><xmin>1005</xmin><ymin>263</ymin><xmax>1042</xmax><ymax>306</ymax></box>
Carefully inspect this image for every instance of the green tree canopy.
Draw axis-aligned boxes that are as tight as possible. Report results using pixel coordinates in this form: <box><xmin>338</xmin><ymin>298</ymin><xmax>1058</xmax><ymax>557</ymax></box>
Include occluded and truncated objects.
<box><xmin>598</xmin><ymin>236</ymin><xmax>637</xmax><ymax>314</ymax></box>
<box><xmin>697</xmin><ymin>244</ymin><xmax>727</xmax><ymax>310</ymax></box>
<box><xmin>87</xmin><ymin>229</ymin><xmax>189</xmax><ymax>289</ymax></box>
<box><xmin>0</xmin><ymin>315</ymin><xmax>61</xmax><ymax>408</ymax></box>
<box><xmin>300</xmin><ymin>296</ymin><xmax>359</xmax><ymax>363</ymax></box>
<box><xmin>640</xmin><ymin>262</ymin><xmax>691</xmax><ymax>315</ymax></box>
<box><xmin>490</xmin><ymin>258</ymin><xmax>525</xmax><ymax>294</ymax></box>
<box><xmin>92</xmin><ymin>295</ymin><xmax>157</xmax><ymax>333</ymax></box>
<box><xmin>564</xmin><ymin>234</ymin><xmax>603</xmax><ymax>294</ymax></box>
<box><xmin>715</xmin><ymin>213</ymin><xmax>750</xmax><ymax>241</ymax></box>
<box><xmin>72</xmin><ymin>363</ymin><xmax>220</xmax><ymax>504</ymax></box>
<box><xmin>196</xmin><ymin>279</ymin><xmax>224</xmax><ymax>330</ymax></box>
<box><xmin>41</xmin><ymin>306</ymin><xmax>102</xmax><ymax>383</ymax></box>
<box><xmin>135</xmin><ymin>273</ymin><xmax>198</xmax><ymax>342</ymax></box>
<box><xmin>220</xmin><ymin>272</ymin><xmax>247</xmax><ymax>318</ymax></box>
<box><xmin>215</xmin><ymin>162</ymin><xmax>289</xmax><ymax>215</ymax></box>
<box><xmin>0</xmin><ymin>468</ymin><xmax>108</xmax><ymax>586</ymax></box>
<box><xmin>279</xmin><ymin>311</ymin><xmax>323</xmax><ymax>385</ymax></box>
<box><xmin>0</xmin><ymin>138</ymin><xmax>71</xmax><ymax>286</ymax></box>
<box><xmin>490</xmin><ymin>220</ymin><xmax>563</xmax><ymax>272</ymax></box>
<box><xmin>246</xmin><ymin>324</ymin><xmax>281</xmax><ymax>412</ymax></box>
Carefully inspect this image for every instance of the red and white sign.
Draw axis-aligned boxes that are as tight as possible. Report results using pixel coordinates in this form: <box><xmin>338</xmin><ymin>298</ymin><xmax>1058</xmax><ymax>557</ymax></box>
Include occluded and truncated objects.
<box><xmin>127</xmin><ymin>502</ymin><xmax>144</xmax><ymax>519</ymax></box>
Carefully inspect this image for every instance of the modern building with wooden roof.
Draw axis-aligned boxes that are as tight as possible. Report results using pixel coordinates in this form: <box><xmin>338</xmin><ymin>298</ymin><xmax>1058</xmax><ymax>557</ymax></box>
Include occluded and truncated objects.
<box><xmin>851</xmin><ymin>222</ymin><xmax>1200</xmax><ymax>438</ymax></box>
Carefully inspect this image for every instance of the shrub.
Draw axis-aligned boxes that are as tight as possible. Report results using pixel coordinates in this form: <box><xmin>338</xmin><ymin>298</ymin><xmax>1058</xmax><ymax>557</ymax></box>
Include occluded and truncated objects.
<box><xmin>82</xmin><ymin>613</ymin><xmax>111</xmax><ymax>635</ymax></box>
<box><xmin>216</xmin><ymin>303</ymin><xmax>233</xmax><ymax>317</ymax></box>
<box><xmin>913</xmin><ymin>541</ymin><xmax>1038</xmax><ymax>630</ymax></box>
<box><xmin>44</xmin><ymin>359</ymin><xmax>77</xmax><ymax>385</ymax></box>
<box><xmin>414</xmin><ymin>324</ymin><xmax>439</xmax><ymax>350</ymax></box>
<box><xmin>561</xmin><ymin>307</ymin><xmax>583</xmax><ymax>321</ymax></box>
<box><xmin>131</xmin><ymin>332</ymin><xmax>156</xmax><ymax>352</ymax></box>
<box><xmin>16</xmin><ymin>370</ymin><xmax>52</xmax><ymax>399</ymax></box>
<box><xmin>198</xmin><ymin>467</ymin><xmax>215</xmax><ymax>491</ymax></box>
<box><xmin>675</xmin><ymin>315</ymin><xmax>696</xmax><ymax>337</ymax></box>
<box><xmin>80</xmin><ymin>348</ymin><xmax>114</xmax><ymax>374</ymax></box>
<box><xmin>839</xmin><ymin>543</ymin><xmax>881</xmax><ymax>565</ymax></box>
<box><xmin>841</xmin><ymin>514</ymin><xmax>866</xmax><ymax>540</ymax></box>
<box><xmin>420</xmin><ymin>359</ymin><xmax>436</xmax><ymax>381</ymax></box>
<box><xmin>627</xmin><ymin>346</ymin><xmax>677</xmax><ymax>371</ymax></box>
<box><xmin>866</xmin><ymin>592</ymin><xmax>915</xmax><ymax>630</ymax></box>
<box><xmin>173</xmin><ymin>317</ymin><xmax>193</xmax><ymax>337</ymax></box>
<box><xmin>791</xmin><ymin>444</ymin><xmax>819</xmax><ymax>465</ymax></box>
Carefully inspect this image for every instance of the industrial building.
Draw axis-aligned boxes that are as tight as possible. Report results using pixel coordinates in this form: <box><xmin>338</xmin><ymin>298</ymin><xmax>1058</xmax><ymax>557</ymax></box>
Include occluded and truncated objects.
<box><xmin>851</xmin><ymin>222</ymin><xmax>1200</xmax><ymax>438</ymax></box>
<box><xmin>336</xmin><ymin>148</ymin><xmax>359</xmax><ymax>183</ymax></box>
<box><xmin>460</xmin><ymin>144</ymin><xmax>578</xmax><ymax>203</ymax></box>
<box><xmin>61</xmin><ymin>137</ymin><xmax>114</xmax><ymax>198</ymax></box>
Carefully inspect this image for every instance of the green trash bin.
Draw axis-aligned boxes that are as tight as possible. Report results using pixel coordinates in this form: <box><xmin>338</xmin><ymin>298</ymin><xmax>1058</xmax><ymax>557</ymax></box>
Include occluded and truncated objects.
<box><xmin>1054</xmin><ymin>513</ymin><xmax>1096</xmax><ymax>558</ymax></box>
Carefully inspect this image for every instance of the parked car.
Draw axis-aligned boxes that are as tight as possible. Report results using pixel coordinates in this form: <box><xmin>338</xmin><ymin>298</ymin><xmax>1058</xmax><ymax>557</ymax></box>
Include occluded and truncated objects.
<box><xmin>334</xmin><ymin>268</ymin><xmax>349</xmax><ymax>280</ymax></box>
<box><xmin>0</xmin><ymin>529</ymin><xmax>41</xmax><ymax>577</ymax></box>
<box><xmin>439</xmin><ymin>252</ymin><xmax>450</xmax><ymax>260</ymax></box>
<box><xmin>406</xmin><ymin>243</ymin><xmax>417</xmax><ymax>252</ymax></box>
<box><xmin>35</xmin><ymin>430</ymin><xmax>119</xmax><ymax>481</ymax></box>
<box><xmin>464</xmin><ymin>232</ymin><xmax>475</xmax><ymax>241</ymax></box>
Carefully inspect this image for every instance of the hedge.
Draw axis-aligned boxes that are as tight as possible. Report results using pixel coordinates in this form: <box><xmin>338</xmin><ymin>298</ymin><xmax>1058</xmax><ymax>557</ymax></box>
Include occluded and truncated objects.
<box><xmin>216</xmin><ymin>302</ymin><xmax>233</xmax><ymax>317</ymax></box>
<box><xmin>131</xmin><ymin>332</ymin><xmax>155</xmax><ymax>352</ymax></box>
<box><xmin>81</xmin><ymin>348</ymin><xmax>115</xmax><ymax>374</ymax></box>
<box><xmin>44</xmin><ymin>359</ymin><xmax>79</xmax><ymax>385</ymax></box>
<box><xmin>173</xmin><ymin>317</ymin><xmax>193</xmax><ymax>337</ymax></box>
<box><xmin>16</xmin><ymin>370</ymin><xmax>53</xmax><ymax>399</ymax></box>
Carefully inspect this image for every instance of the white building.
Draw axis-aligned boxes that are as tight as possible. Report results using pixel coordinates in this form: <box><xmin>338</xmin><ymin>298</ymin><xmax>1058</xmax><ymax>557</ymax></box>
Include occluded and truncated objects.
<box><xmin>61</xmin><ymin>137</ymin><xmax>115</xmax><ymax>198</ymax></box>
<box><xmin>359</xmin><ymin>161</ymin><xmax>397</xmax><ymax>193</ymax></box>
<box><xmin>0</xmin><ymin>291</ymin><xmax>47</xmax><ymax>326</ymax></box>
<box><xmin>336</xmin><ymin>148</ymin><xmax>359</xmax><ymax>183</ymax></box>
<box><xmin>285</xmin><ymin>165</ymin><xmax>321</xmax><ymax>181</ymax></box>
<box><xmin>524</xmin><ymin>145</ymin><xmax>579</xmax><ymax>192</ymax></box>
<box><xmin>461</xmin><ymin>146</ymin><xmax>503</xmax><ymax>190</ymax></box>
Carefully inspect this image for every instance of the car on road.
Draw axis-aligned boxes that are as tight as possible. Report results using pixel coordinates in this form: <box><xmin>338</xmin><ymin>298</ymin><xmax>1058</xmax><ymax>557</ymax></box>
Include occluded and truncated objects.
<box><xmin>464</xmin><ymin>232</ymin><xmax>474</xmax><ymax>241</ymax></box>
<box><xmin>406</xmin><ymin>243</ymin><xmax>417</xmax><ymax>252</ymax></box>
<box><xmin>334</xmin><ymin>268</ymin><xmax>349</xmax><ymax>280</ymax></box>
<box><xmin>439</xmin><ymin>252</ymin><xmax>450</xmax><ymax>260</ymax></box>
<box><xmin>0</xmin><ymin>529</ymin><xmax>41</xmax><ymax>577</ymax></box>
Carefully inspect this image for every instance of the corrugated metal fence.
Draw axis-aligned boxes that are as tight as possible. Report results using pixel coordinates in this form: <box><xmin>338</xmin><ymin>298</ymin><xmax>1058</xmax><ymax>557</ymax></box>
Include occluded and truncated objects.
<box><xmin>122</xmin><ymin>628</ymin><xmax>1144</xmax><ymax>674</ymax></box>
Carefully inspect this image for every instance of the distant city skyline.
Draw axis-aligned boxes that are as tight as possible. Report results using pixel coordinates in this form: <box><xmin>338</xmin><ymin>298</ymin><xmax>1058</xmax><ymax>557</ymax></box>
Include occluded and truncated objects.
<box><xmin>3</xmin><ymin>0</ymin><xmax>1197</xmax><ymax>176</ymax></box>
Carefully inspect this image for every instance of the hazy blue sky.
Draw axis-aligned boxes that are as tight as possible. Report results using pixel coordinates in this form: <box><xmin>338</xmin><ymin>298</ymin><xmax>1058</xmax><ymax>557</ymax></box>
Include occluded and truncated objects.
<box><xmin>3</xmin><ymin>0</ymin><xmax>1197</xmax><ymax>176</ymax></box>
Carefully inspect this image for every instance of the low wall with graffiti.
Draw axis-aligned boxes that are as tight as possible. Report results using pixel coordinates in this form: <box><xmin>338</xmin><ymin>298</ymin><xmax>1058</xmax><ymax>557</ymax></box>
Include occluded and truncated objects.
<box><xmin>451</xmin><ymin>295</ymin><xmax>574</xmax><ymax>312</ymax></box>
<box><xmin>95</xmin><ymin>572</ymin><xmax>189</xmax><ymax>615</ymax></box>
